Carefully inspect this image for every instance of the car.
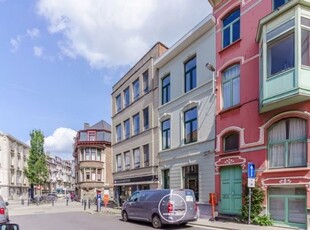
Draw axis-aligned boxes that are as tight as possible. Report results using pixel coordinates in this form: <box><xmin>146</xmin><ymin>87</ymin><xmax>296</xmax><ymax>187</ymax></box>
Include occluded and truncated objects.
<box><xmin>0</xmin><ymin>223</ymin><xmax>19</xmax><ymax>230</ymax></box>
<box><xmin>121</xmin><ymin>189</ymin><xmax>197</xmax><ymax>229</ymax></box>
<box><xmin>47</xmin><ymin>193</ymin><xmax>58</xmax><ymax>201</ymax></box>
<box><xmin>101</xmin><ymin>199</ymin><xmax>117</xmax><ymax>208</ymax></box>
<box><xmin>0</xmin><ymin>196</ymin><xmax>9</xmax><ymax>224</ymax></box>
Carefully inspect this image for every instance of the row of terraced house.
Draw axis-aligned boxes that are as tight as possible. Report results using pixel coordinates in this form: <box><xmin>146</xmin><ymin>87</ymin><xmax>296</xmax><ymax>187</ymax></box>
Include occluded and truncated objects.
<box><xmin>110</xmin><ymin>0</ymin><xmax>310</xmax><ymax>229</ymax></box>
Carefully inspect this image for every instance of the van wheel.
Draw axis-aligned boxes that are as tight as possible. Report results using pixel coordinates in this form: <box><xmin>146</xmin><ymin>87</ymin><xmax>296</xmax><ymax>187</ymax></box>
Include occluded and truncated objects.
<box><xmin>122</xmin><ymin>211</ymin><xmax>129</xmax><ymax>222</ymax></box>
<box><xmin>152</xmin><ymin>214</ymin><xmax>162</xmax><ymax>229</ymax></box>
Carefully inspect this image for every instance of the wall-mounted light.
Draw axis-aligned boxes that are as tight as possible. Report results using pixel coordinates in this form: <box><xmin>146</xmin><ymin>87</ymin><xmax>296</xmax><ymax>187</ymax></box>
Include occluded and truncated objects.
<box><xmin>205</xmin><ymin>62</ymin><xmax>216</xmax><ymax>95</ymax></box>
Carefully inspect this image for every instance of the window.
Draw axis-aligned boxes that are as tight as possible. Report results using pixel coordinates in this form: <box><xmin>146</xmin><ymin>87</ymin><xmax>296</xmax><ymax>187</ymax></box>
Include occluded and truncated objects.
<box><xmin>222</xmin><ymin>64</ymin><xmax>240</xmax><ymax>109</ymax></box>
<box><xmin>269</xmin><ymin>187</ymin><xmax>306</xmax><ymax>227</ymax></box>
<box><xmin>116</xmin><ymin>94</ymin><xmax>122</xmax><ymax>112</ymax></box>
<box><xmin>97</xmin><ymin>149</ymin><xmax>101</xmax><ymax>161</ymax></box>
<box><xmin>133</xmin><ymin>79</ymin><xmax>140</xmax><ymax>101</ymax></box>
<box><xmin>224</xmin><ymin>132</ymin><xmax>239</xmax><ymax>152</ymax></box>
<box><xmin>301</xmin><ymin>17</ymin><xmax>310</xmax><ymax>67</ymax></box>
<box><xmin>85</xmin><ymin>149</ymin><xmax>90</xmax><ymax>160</ymax></box>
<box><xmin>133</xmin><ymin>113</ymin><xmax>140</xmax><ymax>135</ymax></box>
<box><xmin>91</xmin><ymin>148</ymin><xmax>96</xmax><ymax>161</ymax></box>
<box><xmin>79</xmin><ymin>132</ymin><xmax>87</xmax><ymax>141</ymax></box>
<box><xmin>97</xmin><ymin>169</ymin><xmax>102</xmax><ymax>182</ymax></box>
<box><xmin>116</xmin><ymin>154</ymin><xmax>122</xmax><ymax>172</ymax></box>
<box><xmin>184</xmin><ymin>56</ymin><xmax>196</xmax><ymax>92</ymax></box>
<box><xmin>96</xmin><ymin>131</ymin><xmax>104</xmax><ymax>141</ymax></box>
<box><xmin>143</xmin><ymin>144</ymin><xmax>149</xmax><ymax>167</ymax></box>
<box><xmin>133</xmin><ymin>148</ymin><xmax>140</xmax><ymax>169</ymax></box>
<box><xmin>162</xmin><ymin>75</ymin><xmax>170</xmax><ymax>104</ymax></box>
<box><xmin>116</xmin><ymin>124</ymin><xmax>122</xmax><ymax>142</ymax></box>
<box><xmin>124</xmin><ymin>87</ymin><xmax>130</xmax><ymax>107</ymax></box>
<box><xmin>184</xmin><ymin>107</ymin><xmax>198</xmax><ymax>144</ymax></box>
<box><xmin>162</xmin><ymin>169</ymin><xmax>170</xmax><ymax>189</ymax></box>
<box><xmin>124</xmin><ymin>119</ymin><xmax>130</xmax><ymax>139</ymax></box>
<box><xmin>88</xmin><ymin>132</ymin><xmax>96</xmax><ymax>141</ymax></box>
<box><xmin>124</xmin><ymin>151</ymin><xmax>130</xmax><ymax>170</ymax></box>
<box><xmin>273</xmin><ymin>0</ymin><xmax>291</xmax><ymax>10</ymax></box>
<box><xmin>268</xmin><ymin>33</ymin><xmax>294</xmax><ymax>77</ymax></box>
<box><xmin>162</xmin><ymin>119</ymin><xmax>171</xmax><ymax>149</ymax></box>
<box><xmin>222</xmin><ymin>8</ymin><xmax>240</xmax><ymax>48</ymax></box>
<box><xmin>143</xmin><ymin>107</ymin><xmax>149</xmax><ymax>130</ymax></box>
<box><xmin>268</xmin><ymin>118</ymin><xmax>307</xmax><ymax>168</ymax></box>
<box><xmin>143</xmin><ymin>70</ymin><xmax>149</xmax><ymax>93</ymax></box>
<box><xmin>183</xmin><ymin>165</ymin><xmax>199</xmax><ymax>200</ymax></box>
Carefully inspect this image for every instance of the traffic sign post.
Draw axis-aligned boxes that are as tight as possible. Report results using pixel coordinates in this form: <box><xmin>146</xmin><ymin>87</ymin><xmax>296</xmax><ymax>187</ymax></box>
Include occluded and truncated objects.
<box><xmin>247</xmin><ymin>162</ymin><xmax>256</xmax><ymax>225</ymax></box>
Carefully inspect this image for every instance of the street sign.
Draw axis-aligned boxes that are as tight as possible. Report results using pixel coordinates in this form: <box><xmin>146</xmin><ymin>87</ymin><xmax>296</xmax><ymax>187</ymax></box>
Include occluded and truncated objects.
<box><xmin>247</xmin><ymin>178</ymin><xmax>255</xmax><ymax>188</ymax></box>
<box><xmin>247</xmin><ymin>163</ymin><xmax>255</xmax><ymax>178</ymax></box>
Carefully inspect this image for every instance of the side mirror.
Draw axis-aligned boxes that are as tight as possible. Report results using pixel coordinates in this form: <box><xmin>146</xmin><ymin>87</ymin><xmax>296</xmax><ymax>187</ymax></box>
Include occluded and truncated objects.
<box><xmin>0</xmin><ymin>223</ymin><xmax>19</xmax><ymax>230</ymax></box>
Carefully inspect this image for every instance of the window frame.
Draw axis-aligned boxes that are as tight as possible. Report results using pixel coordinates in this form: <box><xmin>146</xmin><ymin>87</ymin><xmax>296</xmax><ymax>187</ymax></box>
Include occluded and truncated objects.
<box><xmin>222</xmin><ymin>8</ymin><xmax>240</xmax><ymax>48</ymax></box>
<box><xmin>124</xmin><ymin>119</ymin><xmax>130</xmax><ymax>139</ymax></box>
<box><xmin>124</xmin><ymin>87</ymin><xmax>130</xmax><ymax>108</ymax></box>
<box><xmin>116</xmin><ymin>94</ymin><xmax>122</xmax><ymax>112</ymax></box>
<box><xmin>222</xmin><ymin>64</ymin><xmax>240</xmax><ymax>109</ymax></box>
<box><xmin>133</xmin><ymin>78</ymin><xmax>140</xmax><ymax>101</ymax></box>
<box><xmin>184</xmin><ymin>107</ymin><xmax>198</xmax><ymax>144</ymax></box>
<box><xmin>184</xmin><ymin>56</ymin><xmax>197</xmax><ymax>93</ymax></box>
<box><xmin>143</xmin><ymin>144</ymin><xmax>149</xmax><ymax>167</ymax></box>
<box><xmin>124</xmin><ymin>151</ymin><xmax>130</xmax><ymax>170</ymax></box>
<box><xmin>268</xmin><ymin>118</ymin><xmax>307</xmax><ymax>169</ymax></box>
<box><xmin>143</xmin><ymin>70</ymin><xmax>149</xmax><ymax>93</ymax></box>
<box><xmin>116</xmin><ymin>124</ymin><xmax>122</xmax><ymax>142</ymax></box>
<box><xmin>223</xmin><ymin>132</ymin><xmax>239</xmax><ymax>152</ymax></box>
<box><xmin>143</xmin><ymin>107</ymin><xmax>149</xmax><ymax>130</ymax></box>
<box><xmin>116</xmin><ymin>154</ymin><xmax>122</xmax><ymax>172</ymax></box>
<box><xmin>133</xmin><ymin>148</ymin><xmax>140</xmax><ymax>169</ymax></box>
<box><xmin>162</xmin><ymin>74</ymin><xmax>170</xmax><ymax>105</ymax></box>
<box><xmin>162</xmin><ymin>119</ymin><xmax>171</xmax><ymax>150</ymax></box>
<box><xmin>133</xmin><ymin>113</ymin><xmax>140</xmax><ymax>135</ymax></box>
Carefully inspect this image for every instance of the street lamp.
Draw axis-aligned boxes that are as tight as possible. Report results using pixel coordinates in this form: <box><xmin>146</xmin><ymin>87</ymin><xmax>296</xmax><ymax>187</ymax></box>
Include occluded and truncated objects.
<box><xmin>205</xmin><ymin>62</ymin><xmax>216</xmax><ymax>95</ymax></box>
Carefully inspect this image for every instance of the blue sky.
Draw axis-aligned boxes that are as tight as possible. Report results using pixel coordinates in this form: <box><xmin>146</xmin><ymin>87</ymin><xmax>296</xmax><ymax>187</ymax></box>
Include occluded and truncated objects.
<box><xmin>0</xmin><ymin>0</ymin><xmax>211</xmax><ymax>159</ymax></box>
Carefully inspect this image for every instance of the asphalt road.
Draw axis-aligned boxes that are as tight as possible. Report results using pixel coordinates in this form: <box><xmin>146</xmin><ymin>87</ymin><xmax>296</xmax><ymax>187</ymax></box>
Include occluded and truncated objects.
<box><xmin>10</xmin><ymin>212</ymin><xmax>217</xmax><ymax>230</ymax></box>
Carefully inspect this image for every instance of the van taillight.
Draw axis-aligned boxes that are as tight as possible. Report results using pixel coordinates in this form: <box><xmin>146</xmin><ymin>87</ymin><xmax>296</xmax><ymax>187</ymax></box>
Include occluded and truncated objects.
<box><xmin>167</xmin><ymin>202</ymin><xmax>173</xmax><ymax>213</ymax></box>
<box><xmin>0</xmin><ymin>208</ymin><xmax>5</xmax><ymax>214</ymax></box>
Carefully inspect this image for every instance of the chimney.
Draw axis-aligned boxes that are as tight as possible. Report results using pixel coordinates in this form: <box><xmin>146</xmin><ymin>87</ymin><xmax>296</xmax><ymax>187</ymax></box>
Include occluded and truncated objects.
<box><xmin>84</xmin><ymin>123</ymin><xmax>90</xmax><ymax>129</ymax></box>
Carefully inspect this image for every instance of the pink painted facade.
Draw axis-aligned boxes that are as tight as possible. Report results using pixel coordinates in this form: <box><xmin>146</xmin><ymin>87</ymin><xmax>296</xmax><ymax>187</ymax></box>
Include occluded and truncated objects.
<box><xmin>209</xmin><ymin>0</ymin><xmax>310</xmax><ymax>228</ymax></box>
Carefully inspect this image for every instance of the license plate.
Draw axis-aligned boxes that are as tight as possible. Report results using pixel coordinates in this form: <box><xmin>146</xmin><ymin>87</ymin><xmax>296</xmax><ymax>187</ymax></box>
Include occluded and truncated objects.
<box><xmin>186</xmin><ymin>195</ymin><xmax>193</xmax><ymax>202</ymax></box>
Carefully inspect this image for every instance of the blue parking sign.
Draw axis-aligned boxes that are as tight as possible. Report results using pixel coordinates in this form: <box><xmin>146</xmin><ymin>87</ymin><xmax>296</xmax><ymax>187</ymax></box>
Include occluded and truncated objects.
<box><xmin>248</xmin><ymin>163</ymin><xmax>255</xmax><ymax>178</ymax></box>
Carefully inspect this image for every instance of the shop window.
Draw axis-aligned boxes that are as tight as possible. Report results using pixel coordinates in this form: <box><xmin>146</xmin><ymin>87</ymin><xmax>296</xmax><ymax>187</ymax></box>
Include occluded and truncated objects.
<box><xmin>268</xmin><ymin>118</ymin><xmax>307</xmax><ymax>168</ymax></box>
<box><xmin>183</xmin><ymin>165</ymin><xmax>199</xmax><ymax>201</ymax></box>
<box><xmin>222</xmin><ymin>8</ymin><xmax>240</xmax><ymax>48</ymax></box>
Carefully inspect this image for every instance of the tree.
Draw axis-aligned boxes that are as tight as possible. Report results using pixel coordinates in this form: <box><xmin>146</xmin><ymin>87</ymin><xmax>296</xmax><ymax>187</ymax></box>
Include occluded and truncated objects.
<box><xmin>24</xmin><ymin>130</ymin><xmax>49</xmax><ymax>199</ymax></box>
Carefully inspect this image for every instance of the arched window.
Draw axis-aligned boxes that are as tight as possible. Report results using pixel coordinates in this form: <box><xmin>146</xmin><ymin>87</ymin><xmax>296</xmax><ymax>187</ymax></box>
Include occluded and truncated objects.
<box><xmin>268</xmin><ymin>118</ymin><xmax>307</xmax><ymax>168</ymax></box>
<box><xmin>223</xmin><ymin>132</ymin><xmax>239</xmax><ymax>152</ymax></box>
<box><xmin>222</xmin><ymin>8</ymin><xmax>240</xmax><ymax>48</ymax></box>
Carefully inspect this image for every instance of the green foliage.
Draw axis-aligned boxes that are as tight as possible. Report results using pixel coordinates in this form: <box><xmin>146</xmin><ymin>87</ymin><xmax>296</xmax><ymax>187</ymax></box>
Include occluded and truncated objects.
<box><xmin>253</xmin><ymin>215</ymin><xmax>273</xmax><ymax>226</ymax></box>
<box><xmin>241</xmin><ymin>186</ymin><xmax>273</xmax><ymax>226</ymax></box>
<box><xmin>24</xmin><ymin>130</ymin><xmax>49</xmax><ymax>186</ymax></box>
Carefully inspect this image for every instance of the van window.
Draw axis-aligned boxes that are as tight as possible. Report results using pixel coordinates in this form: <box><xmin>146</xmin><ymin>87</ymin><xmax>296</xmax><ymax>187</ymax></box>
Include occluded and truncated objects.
<box><xmin>128</xmin><ymin>192</ymin><xmax>140</xmax><ymax>202</ymax></box>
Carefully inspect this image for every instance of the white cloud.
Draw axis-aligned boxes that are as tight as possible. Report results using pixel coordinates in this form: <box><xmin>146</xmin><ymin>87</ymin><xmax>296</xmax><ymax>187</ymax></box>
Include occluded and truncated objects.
<box><xmin>33</xmin><ymin>46</ymin><xmax>43</xmax><ymax>57</ymax></box>
<box><xmin>10</xmin><ymin>28</ymin><xmax>40</xmax><ymax>52</ymax></box>
<box><xmin>44</xmin><ymin>127</ymin><xmax>76</xmax><ymax>159</ymax></box>
<box><xmin>27</xmin><ymin>28</ymin><xmax>40</xmax><ymax>38</ymax></box>
<box><xmin>36</xmin><ymin>0</ymin><xmax>211</xmax><ymax>69</ymax></box>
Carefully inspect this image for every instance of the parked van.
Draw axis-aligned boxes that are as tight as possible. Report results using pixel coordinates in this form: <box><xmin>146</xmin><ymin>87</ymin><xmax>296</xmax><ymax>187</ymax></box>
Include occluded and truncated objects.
<box><xmin>121</xmin><ymin>189</ymin><xmax>197</xmax><ymax>228</ymax></box>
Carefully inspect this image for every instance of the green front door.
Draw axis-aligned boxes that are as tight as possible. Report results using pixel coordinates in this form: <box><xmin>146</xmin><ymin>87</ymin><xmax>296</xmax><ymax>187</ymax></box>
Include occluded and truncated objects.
<box><xmin>220</xmin><ymin>166</ymin><xmax>242</xmax><ymax>215</ymax></box>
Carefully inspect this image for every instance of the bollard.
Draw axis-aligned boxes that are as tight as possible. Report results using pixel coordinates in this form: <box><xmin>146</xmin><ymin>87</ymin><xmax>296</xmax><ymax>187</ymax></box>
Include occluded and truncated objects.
<box><xmin>21</xmin><ymin>199</ymin><xmax>24</xmax><ymax>205</ymax></box>
<box><xmin>27</xmin><ymin>198</ymin><xmax>29</xmax><ymax>206</ymax></box>
<box><xmin>84</xmin><ymin>200</ymin><xmax>86</xmax><ymax>210</ymax></box>
<box><xmin>66</xmin><ymin>198</ymin><xmax>69</xmax><ymax>206</ymax></box>
<box><xmin>88</xmin><ymin>199</ymin><xmax>90</xmax><ymax>209</ymax></box>
<box><xmin>52</xmin><ymin>199</ymin><xmax>54</xmax><ymax>206</ymax></box>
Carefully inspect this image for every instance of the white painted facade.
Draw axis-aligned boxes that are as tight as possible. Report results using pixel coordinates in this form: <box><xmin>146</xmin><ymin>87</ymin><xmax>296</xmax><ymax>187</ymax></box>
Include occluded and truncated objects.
<box><xmin>154</xmin><ymin>15</ymin><xmax>216</xmax><ymax>204</ymax></box>
<box><xmin>0</xmin><ymin>132</ymin><xmax>29</xmax><ymax>201</ymax></box>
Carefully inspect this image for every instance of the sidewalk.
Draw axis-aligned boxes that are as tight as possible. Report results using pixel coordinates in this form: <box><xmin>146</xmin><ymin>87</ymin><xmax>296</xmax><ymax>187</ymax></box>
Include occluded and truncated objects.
<box><xmin>88</xmin><ymin>207</ymin><xmax>295</xmax><ymax>230</ymax></box>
